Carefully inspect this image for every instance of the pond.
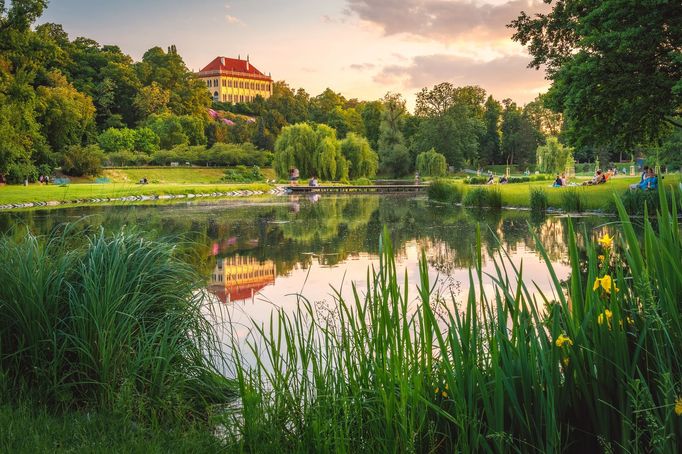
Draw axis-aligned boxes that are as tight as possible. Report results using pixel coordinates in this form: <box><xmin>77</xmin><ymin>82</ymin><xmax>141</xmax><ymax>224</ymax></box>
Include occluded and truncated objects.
<box><xmin>0</xmin><ymin>194</ymin><xmax>609</xmax><ymax>365</ymax></box>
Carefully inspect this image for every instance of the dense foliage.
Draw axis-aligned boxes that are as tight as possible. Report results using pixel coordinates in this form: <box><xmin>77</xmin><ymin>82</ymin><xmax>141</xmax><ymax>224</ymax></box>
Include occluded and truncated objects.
<box><xmin>511</xmin><ymin>0</ymin><xmax>682</xmax><ymax>149</ymax></box>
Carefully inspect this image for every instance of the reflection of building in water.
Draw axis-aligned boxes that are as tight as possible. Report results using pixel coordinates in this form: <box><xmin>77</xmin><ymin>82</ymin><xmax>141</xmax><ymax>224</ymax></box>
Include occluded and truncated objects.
<box><xmin>208</xmin><ymin>255</ymin><xmax>276</xmax><ymax>303</ymax></box>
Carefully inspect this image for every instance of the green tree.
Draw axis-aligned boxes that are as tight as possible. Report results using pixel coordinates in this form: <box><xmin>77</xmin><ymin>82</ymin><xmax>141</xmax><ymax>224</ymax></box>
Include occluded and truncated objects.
<box><xmin>480</xmin><ymin>96</ymin><xmax>502</xmax><ymax>165</ymax></box>
<box><xmin>273</xmin><ymin>123</ymin><xmax>348</xmax><ymax>180</ymax></box>
<box><xmin>134</xmin><ymin>81</ymin><xmax>170</xmax><ymax>118</ymax></box>
<box><xmin>340</xmin><ymin>133</ymin><xmax>378</xmax><ymax>179</ymax></box>
<box><xmin>359</xmin><ymin>100</ymin><xmax>383</xmax><ymax>150</ymax></box>
<box><xmin>61</xmin><ymin>144</ymin><xmax>104</xmax><ymax>176</ymax></box>
<box><xmin>145</xmin><ymin>113</ymin><xmax>188</xmax><ymax>149</ymax></box>
<box><xmin>536</xmin><ymin>136</ymin><xmax>573</xmax><ymax>174</ymax></box>
<box><xmin>98</xmin><ymin>127</ymin><xmax>137</xmax><ymax>152</ymax></box>
<box><xmin>416</xmin><ymin>148</ymin><xmax>447</xmax><ymax>177</ymax></box>
<box><xmin>501</xmin><ymin>100</ymin><xmax>541</xmax><ymax>165</ymax></box>
<box><xmin>134</xmin><ymin>127</ymin><xmax>160</xmax><ymax>154</ymax></box>
<box><xmin>511</xmin><ymin>1</ymin><xmax>682</xmax><ymax>147</ymax></box>
<box><xmin>378</xmin><ymin>93</ymin><xmax>410</xmax><ymax>177</ymax></box>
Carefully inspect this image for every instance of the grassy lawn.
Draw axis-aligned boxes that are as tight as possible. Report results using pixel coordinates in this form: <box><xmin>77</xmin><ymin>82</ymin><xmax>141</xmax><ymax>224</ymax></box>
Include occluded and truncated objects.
<box><xmin>101</xmin><ymin>167</ymin><xmax>276</xmax><ymax>184</ymax></box>
<box><xmin>0</xmin><ymin>182</ymin><xmax>272</xmax><ymax>205</ymax></box>
<box><xmin>463</xmin><ymin>174</ymin><xmax>680</xmax><ymax>210</ymax></box>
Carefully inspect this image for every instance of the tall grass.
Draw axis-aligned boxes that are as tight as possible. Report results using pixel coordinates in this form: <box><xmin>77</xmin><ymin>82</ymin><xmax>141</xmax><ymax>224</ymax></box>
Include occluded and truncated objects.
<box><xmin>561</xmin><ymin>188</ymin><xmax>585</xmax><ymax>212</ymax></box>
<box><xmin>463</xmin><ymin>186</ymin><xmax>502</xmax><ymax>209</ymax></box>
<box><xmin>0</xmin><ymin>226</ymin><xmax>233</xmax><ymax>421</ymax></box>
<box><xmin>226</xmin><ymin>187</ymin><xmax>682</xmax><ymax>452</ymax></box>
<box><xmin>427</xmin><ymin>179</ymin><xmax>463</xmax><ymax>203</ymax></box>
<box><xmin>530</xmin><ymin>187</ymin><xmax>548</xmax><ymax>213</ymax></box>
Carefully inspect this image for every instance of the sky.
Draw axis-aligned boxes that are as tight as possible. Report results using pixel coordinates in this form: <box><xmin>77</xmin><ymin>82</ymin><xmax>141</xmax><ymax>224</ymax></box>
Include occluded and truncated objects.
<box><xmin>39</xmin><ymin>0</ymin><xmax>550</xmax><ymax>111</ymax></box>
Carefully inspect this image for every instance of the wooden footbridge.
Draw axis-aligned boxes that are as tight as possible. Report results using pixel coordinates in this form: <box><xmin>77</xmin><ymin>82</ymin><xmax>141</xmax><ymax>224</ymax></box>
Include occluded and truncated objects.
<box><xmin>285</xmin><ymin>184</ymin><xmax>427</xmax><ymax>194</ymax></box>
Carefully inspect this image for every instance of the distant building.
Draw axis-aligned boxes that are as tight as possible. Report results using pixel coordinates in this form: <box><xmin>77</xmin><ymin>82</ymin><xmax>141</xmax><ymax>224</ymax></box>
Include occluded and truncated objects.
<box><xmin>197</xmin><ymin>56</ymin><xmax>273</xmax><ymax>104</ymax></box>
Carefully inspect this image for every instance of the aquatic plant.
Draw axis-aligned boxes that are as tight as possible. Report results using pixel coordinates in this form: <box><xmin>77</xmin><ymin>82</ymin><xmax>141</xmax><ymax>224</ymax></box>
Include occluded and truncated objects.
<box><xmin>427</xmin><ymin>179</ymin><xmax>463</xmax><ymax>203</ymax></box>
<box><xmin>0</xmin><ymin>226</ymin><xmax>233</xmax><ymax>421</ymax></box>
<box><xmin>226</xmin><ymin>187</ymin><xmax>682</xmax><ymax>452</ymax></box>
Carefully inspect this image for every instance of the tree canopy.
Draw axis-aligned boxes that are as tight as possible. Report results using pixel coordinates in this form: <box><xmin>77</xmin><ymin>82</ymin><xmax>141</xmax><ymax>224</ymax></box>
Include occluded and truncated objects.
<box><xmin>511</xmin><ymin>0</ymin><xmax>682</xmax><ymax>148</ymax></box>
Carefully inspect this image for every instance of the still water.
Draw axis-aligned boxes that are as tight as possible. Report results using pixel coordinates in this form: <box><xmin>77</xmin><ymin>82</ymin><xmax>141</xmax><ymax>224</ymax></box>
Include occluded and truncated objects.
<box><xmin>0</xmin><ymin>194</ymin><xmax>608</xmax><ymax>359</ymax></box>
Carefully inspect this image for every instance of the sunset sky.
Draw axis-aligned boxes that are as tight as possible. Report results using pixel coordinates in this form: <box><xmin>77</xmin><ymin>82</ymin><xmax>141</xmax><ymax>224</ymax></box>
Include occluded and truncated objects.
<box><xmin>40</xmin><ymin>0</ymin><xmax>550</xmax><ymax>110</ymax></box>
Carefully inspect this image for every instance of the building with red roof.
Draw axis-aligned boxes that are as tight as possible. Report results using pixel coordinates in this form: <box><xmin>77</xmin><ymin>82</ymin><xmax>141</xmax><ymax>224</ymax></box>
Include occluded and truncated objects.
<box><xmin>197</xmin><ymin>56</ymin><xmax>273</xmax><ymax>104</ymax></box>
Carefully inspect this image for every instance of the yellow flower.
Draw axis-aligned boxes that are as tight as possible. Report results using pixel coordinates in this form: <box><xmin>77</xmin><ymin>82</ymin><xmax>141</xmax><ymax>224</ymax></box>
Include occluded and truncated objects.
<box><xmin>598</xmin><ymin>255</ymin><xmax>605</xmax><ymax>262</ymax></box>
<box><xmin>675</xmin><ymin>397</ymin><xmax>682</xmax><ymax>416</ymax></box>
<box><xmin>442</xmin><ymin>391</ymin><xmax>448</xmax><ymax>398</ymax></box>
<box><xmin>598</xmin><ymin>233</ymin><xmax>614</xmax><ymax>248</ymax></box>
<box><xmin>555</xmin><ymin>334</ymin><xmax>573</xmax><ymax>348</ymax></box>
<box><xmin>434</xmin><ymin>387</ymin><xmax>439</xmax><ymax>394</ymax></box>
<box><xmin>445</xmin><ymin>384</ymin><xmax>448</xmax><ymax>390</ymax></box>
<box><xmin>562</xmin><ymin>357</ymin><xmax>570</xmax><ymax>367</ymax></box>
<box><xmin>597</xmin><ymin>309</ymin><xmax>613</xmax><ymax>326</ymax></box>
<box><xmin>594</xmin><ymin>275</ymin><xmax>619</xmax><ymax>294</ymax></box>
<box><xmin>627</xmin><ymin>316</ymin><xmax>635</xmax><ymax>326</ymax></box>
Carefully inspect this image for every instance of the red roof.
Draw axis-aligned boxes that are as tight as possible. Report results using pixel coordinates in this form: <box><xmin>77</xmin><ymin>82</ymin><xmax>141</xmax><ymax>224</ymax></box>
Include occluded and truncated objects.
<box><xmin>208</xmin><ymin>279</ymin><xmax>274</xmax><ymax>304</ymax></box>
<box><xmin>198</xmin><ymin>56</ymin><xmax>271</xmax><ymax>79</ymax></box>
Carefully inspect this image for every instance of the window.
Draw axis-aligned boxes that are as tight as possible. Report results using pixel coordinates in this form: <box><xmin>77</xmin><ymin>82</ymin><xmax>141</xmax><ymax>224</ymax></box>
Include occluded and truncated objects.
<box><xmin>240</xmin><ymin>95</ymin><xmax>244</xmax><ymax>103</ymax></box>
<box><xmin>213</xmin><ymin>91</ymin><xmax>219</xmax><ymax>101</ymax></box>
<box><xmin>213</xmin><ymin>79</ymin><xmax>218</xmax><ymax>86</ymax></box>
<box><xmin>228</xmin><ymin>94</ymin><xmax>233</xmax><ymax>103</ymax></box>
<box><xmin>223</xmin><ymin>94</ymin><xmax>227</xmax><ymax>102</ymax></box>
<box><xmin>228</xmin><ymin>80</ymin><xmax>233</xmax><ymax>88</ymax></box>
<box><xmin>222</xmin><ymin>79</ymin><xmax>226</xmax><ymax>87</ymax></box>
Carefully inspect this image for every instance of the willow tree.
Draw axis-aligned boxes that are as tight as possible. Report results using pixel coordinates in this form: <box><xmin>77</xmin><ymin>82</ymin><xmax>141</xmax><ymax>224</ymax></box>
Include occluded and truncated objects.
<box><xmin>273</xmin><ymin>122</ymin><xmax>348</xmax><ymax>180</ymax></box>
<box><xmin>340</xmin><ymin>133</ymin><xmax>378</xmax><ymax>179</ymax></box>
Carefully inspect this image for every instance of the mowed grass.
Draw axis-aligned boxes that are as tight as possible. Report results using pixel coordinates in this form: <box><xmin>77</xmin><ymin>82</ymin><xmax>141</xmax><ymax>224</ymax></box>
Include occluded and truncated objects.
<box><xmin>449</xmin><ymin>174</ymin><xmax>680</xmax><ymax>210</ymax></box>
<box><xmin>0</xmin><ymin>182</ymin><xmax>272</xmax><ymax>205</ymax></box>
<box><xmin>102</xmin><ymin>167</ymin><xmax>277</xmax><ymax>184</ymax></box>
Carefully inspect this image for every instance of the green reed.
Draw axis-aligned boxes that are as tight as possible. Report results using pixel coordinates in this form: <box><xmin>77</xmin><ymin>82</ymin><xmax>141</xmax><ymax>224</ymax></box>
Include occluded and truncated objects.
<box><xmin>227</xmin><ymin>186</ymin><xmax>681</xmax><ymax>452</ymax></box>
<box><xmin>0</xmin><ymin>226</ymin><xmax>233</xmax><ymax>421</ymax></box>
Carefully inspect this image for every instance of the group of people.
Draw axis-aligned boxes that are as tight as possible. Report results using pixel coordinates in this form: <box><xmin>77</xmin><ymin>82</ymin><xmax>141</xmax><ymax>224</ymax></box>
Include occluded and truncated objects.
<box><xmin>486</xmin><ymin>172</ymin><xmax>509</xmax><ymax>185</ymax></box>
<box><xmin>629</xmin><ymin>166</ymin><xmax>658</xmax><ymax>191</ymax></box>
<box><xmin>38</xmin><ymin>175</ymin><xmax>50</xmax><ymax>185</ymax></box>
<box><xmin>581</xmin><ymin>169</ymin><xmax>611</xmax><ymax>186</ymax></box>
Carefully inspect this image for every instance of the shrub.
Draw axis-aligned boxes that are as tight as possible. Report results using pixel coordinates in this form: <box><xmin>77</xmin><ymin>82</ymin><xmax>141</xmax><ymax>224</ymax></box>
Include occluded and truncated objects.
<box><xmin>5</xmin><ymin>162</ymin><xmax>38</xmax><ymax>184</ymax></box>
<box><xmin>463</xmin><ymin>187</ymin><xmax>489</xmax><ymax>208</ymax></box>
<box><xmin>427</xmin><ymin>179</ymin><xmax>463</xmax><ymax>203</ymax></box>
<box><xmin>486</xmin><ymin>187</ymin><xmax>502</xmax><ymax>208</ymax></box>
<box><xmin>561</xmin><ymin>188</ymin><xmax>585</xmax><ymax>212</ymax></box>
<box><xmin>352</xmin><ymin>177</ymin><xmax>372</xmax><ymax>185</ymax></box>
<box><xmin>105</xmin><ymin>150</ymin><xmax>153</xmax><ymax>167</ymax></box>
<box><xmin>221</xmin><ymin>165</ymin><xmax>265</xmax><ymax>183</ymax></box>
<box><xmin>61</xmin><ymin>145</ymin><xmax>104</xmax><ymax>177</ymax></box>
<box><xmin>530</xmin><ymin>187</ymin><xmax>548</xmax><ymax>213</ymax></box>
<box><xmin>465</xmin><ymin>176</ymin><xmax>488</xmax><ymax>185</ymax></box>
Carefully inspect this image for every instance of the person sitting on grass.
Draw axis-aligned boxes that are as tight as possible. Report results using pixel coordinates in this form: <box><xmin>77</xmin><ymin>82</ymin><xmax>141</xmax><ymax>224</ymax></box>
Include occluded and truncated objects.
<box><xmin>553</xmin><ymin>174</ymin><xmax>563</xmax><ymax>187</ymax></box>
<box><xmin>635</xmin><ymin>168</ymin><xmax>657</xmax><ymax>191</ymax></box>
<box><xmin>309</xmin><ymin>176</ymin><xmax>319</xmax><ymax>187</ymax></box>
<box><xmin>486</xmin><ymin>173</ymin><xmax>495</xmax><ymax>185</ymax></box>
<box><xmin>499</xmin><ymin>175</ymin><xmax>508</xmax><ymax>184</ymax></box>
<box><xmin>583</xmin><ymin>170</ymin><xmax>606</xmax><ymax>185</ymax></box>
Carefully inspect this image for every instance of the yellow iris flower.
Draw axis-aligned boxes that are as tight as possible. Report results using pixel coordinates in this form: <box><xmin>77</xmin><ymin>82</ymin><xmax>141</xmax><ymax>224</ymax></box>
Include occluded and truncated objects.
<box><xmin>597</xmin><ymin>309</ymin><xmax>613</xmax><ymax>326</ymax></box>
<box><xmin>555</xmin><ymin>334</ymin><xmax>573</xmax><ymax>348</ymax></box>
<box><xmin>676</xmin><ymin>397</ymin><xmax>682</xmax><ymax>416</ymax></box>
<box><xmin>598</xmin><ymin>233</ymin><xmax>614</xmax><ymax>248</ymax></box>
<box><xmin>594</xmin><ymin>275</ymin><xmax>619</xmax><ymax>294</ymax></box>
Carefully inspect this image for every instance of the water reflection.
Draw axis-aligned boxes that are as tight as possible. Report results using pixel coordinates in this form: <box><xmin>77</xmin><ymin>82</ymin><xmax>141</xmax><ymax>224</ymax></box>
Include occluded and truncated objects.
<box><xmin>208</xmin><ymin>255</ymin><xmax>276</xmax><ymax>304</ymax></box>
<box><xmin>0</xmin><ymin>195</ymin><xmax>604</xmax><ymax>307</ymax></box>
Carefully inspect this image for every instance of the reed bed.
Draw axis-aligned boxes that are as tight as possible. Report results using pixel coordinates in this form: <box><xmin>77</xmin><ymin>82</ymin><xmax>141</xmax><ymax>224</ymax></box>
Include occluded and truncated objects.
<box><xmin>0</xmin><ymin>226</ymin><xmax>233</xmax><ymax>422</ymax></box>
<box><xmin>226</xmin><ymin>187</ymin><xmax>681</xmax><ymax>452</ymax></box>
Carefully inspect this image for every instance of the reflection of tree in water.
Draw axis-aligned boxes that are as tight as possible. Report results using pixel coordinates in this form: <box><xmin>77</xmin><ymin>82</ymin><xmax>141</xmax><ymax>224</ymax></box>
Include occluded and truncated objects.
<box><xmin>0</xmin><ymin>197</ymin><xmax>611</xmax><ymax>286</ymax></box>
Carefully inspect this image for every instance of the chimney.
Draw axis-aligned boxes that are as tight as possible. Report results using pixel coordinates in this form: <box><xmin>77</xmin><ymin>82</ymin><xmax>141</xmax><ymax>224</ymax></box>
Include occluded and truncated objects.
<box><xmin>220</xmin><ymin>57</ymin><xmax>225</xmax><ymax>66</ymax></box>
<box><xmin>247</xmin><ymin>54</ymin><xmax>250</xmax><ymax>62</ymax></box>
<box><xmin>246</xmin><ymin>60</ymin><xmax>250</xmax><ymax>71</ymax></box>
<box><xmin>238</xmin><ymin>54</ymin><xmax>240</xmax><ymax>60</ymax></box>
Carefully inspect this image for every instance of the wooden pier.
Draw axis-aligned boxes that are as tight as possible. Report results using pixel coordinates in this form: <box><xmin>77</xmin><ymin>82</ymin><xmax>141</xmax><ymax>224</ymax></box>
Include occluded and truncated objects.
<box><xmin>285</xmin><ymin>184</ymin><xmax>427</xmax><ymax>194</ymax></box>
